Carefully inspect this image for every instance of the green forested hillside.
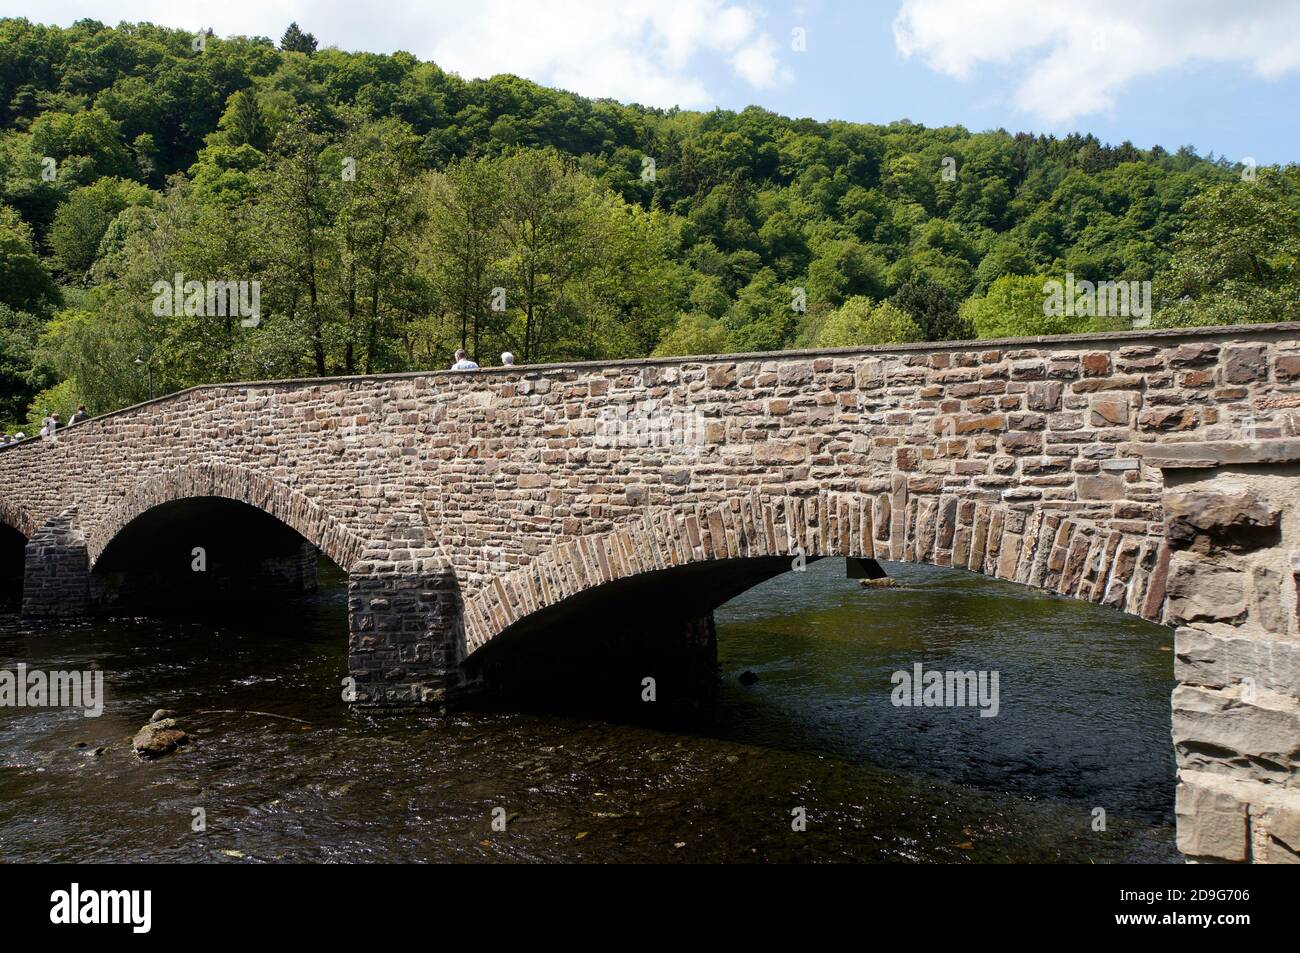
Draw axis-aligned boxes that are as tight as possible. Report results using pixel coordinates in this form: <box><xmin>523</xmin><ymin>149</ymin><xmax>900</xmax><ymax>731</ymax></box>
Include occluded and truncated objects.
<box><xmin>1</xmin><ymin>18</ymin><xmax>1296</xmax><ymax>430</ymax></box>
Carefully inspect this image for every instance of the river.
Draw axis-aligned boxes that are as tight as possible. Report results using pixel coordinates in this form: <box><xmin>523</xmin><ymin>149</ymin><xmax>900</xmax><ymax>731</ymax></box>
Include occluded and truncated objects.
<box><xmin>0</xmin><ymin>557</ymin><xmax>1178</xmax><ymax>863</ymax></box>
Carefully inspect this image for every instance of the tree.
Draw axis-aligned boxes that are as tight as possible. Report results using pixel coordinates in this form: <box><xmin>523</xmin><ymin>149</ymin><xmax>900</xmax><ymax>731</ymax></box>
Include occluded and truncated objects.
<box><xmin>1154</xmin><ymin>169</ymin><xmax>1300</xmax><ymax>327</ymax></box>
<box><xmin>258</xmin><ymin>109</ymin><xmax>334</xmax><ymax>375</ymax></box>
<box><xmin>0</xmin><ymin>19</ymin><xmax>1258</xmax><ymax>421</ymax></box>
<box><xmin>806</xmin><ymin>238</ymin><xmax>888</xmax><ymax>310</ymax></box>
<box><xmin>495</xmin><ymin>149</ymin><xmax>609</xmax><ymax>362</ymax></box>
<box><xmin>48</xmin><ymin>177</ymin><xmax>154</xmax><ymax>278</ymax></box>
<box><xmin>281</xmin><ymin>23</ymin><xmax>318</xmax><ymax>55</ymax></box>
<box><xmin>653</xmin><ymin>312</ymin><xmax>731</xmax><ymax>357</ymax></box>
<box><xmin>422</xmin><ymin>156</ymin><xmax>505</xmax><ymax>359</ymax></box>
<box><xmin>816</xmin><ymin>298</ymin><xmax>922</xmax><ymax>347</ymax></box>
<box><xmin>890</xmin><ymin>280</ymin><xmax>972</xmax><ymax>342</ymax></box>
<box><xmin>0</xmin><ymin>304</ymin><xmax>50</xmax><ymax>425</ymax></box>
<box><xmin>725</xmin><ymin>269</ymin><xmax>797</xmax><ymax>353</ymax></box>
<box><xmin>217</xmin><ymin>90</ymin><xmax>270</xmax><ymax>151</ymax></box>
<box><xmin>332</xmin><ymin>113</ymin><xmax>424</xmax><ymax>373</ymax></box>
<box><xmin>962</xmin><ymin>273</ymin><xmax>1091</xmax><ymax>339</ymax></box>
<box><xmin>0</xmin><ymin>204</ymin><xmax>59</xmax><ymax>313</ymax></box>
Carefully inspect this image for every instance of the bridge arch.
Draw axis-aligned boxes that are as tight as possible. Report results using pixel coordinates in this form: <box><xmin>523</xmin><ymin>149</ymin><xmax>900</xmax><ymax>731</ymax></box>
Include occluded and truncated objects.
<box><xmin>85</xmin><ymin>464</ymin><xmax>367</xmax><ymax>573</ymax></box>
<box><xmin>0</xmin><ymin>497</ymin><xmax>38</xmax><ymax>539</ymax></box>
<box><xmin>460</xmin><ymin>489</ymin><xmax>1171</xmax><ymax>657</ymax></box>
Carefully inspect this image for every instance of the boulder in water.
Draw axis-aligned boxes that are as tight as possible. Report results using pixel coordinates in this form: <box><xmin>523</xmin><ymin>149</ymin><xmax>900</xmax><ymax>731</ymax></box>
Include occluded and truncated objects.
<box><xmin>860</xmin><ymin>577</ymin><xmax>899</xmax><ymax>588</ymax></box>
<box><xmin>133</xmin><ymin>718</ymin><xmax>189</xmax><ymax>758</ymax></box>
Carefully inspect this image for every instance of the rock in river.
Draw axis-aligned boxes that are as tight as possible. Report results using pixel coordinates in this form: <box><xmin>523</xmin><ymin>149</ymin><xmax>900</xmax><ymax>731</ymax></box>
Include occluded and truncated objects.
<box><xmin>133</xmin><ymin>718</ymin><xmax>189</xmax><ymax>759</ymax></box>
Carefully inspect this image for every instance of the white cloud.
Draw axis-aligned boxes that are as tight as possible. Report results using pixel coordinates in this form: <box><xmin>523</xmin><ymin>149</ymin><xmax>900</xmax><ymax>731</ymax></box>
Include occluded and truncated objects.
<box><xmin>7</xmin><ymin>0</ymin><xmax>791</xmax><ymax>108</ymax></box>
<box><xmin>731</xmin><ymin>35</ymin><xmax>790</xmax><ymax>88</ymax></box>
<box><xmin>892</xmin><ymin>0</ymin><xmax>1300</xmax><ymax>122</ymax></box>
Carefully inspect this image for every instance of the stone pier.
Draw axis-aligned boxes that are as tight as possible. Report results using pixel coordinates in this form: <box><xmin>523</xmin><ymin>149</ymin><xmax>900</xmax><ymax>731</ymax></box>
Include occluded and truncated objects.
<box><xmin>1144</xmin><ymin>440</ymin><xmax>1300</xmax><ymax>863</ymax></box>
<box><xmin>22</xmin><ymin>506</ymin><xmax>90</xmax><ymax>619</ymax></box>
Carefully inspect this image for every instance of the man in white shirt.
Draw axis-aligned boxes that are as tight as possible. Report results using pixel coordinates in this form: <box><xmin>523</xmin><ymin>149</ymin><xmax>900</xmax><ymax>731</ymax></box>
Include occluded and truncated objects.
<box><xmin>450</xmin><ymin>348</ymin><xmax>479</xmax><ymax>371</ymax></box>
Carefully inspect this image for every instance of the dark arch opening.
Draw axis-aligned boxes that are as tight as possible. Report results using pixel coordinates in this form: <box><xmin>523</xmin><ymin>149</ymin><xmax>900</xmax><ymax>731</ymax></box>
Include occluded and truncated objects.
<box><xmin>464</xmin><ymin>555</ymin><xmax>820</xmax><ymax>710</ymax></box>
<box><xmin>0</xmin><ymin>521</ymin><xmax>27</xmax><ymax>608</ymax></box>
<box><xmin>91</xmin><ymin>496</ymin><xmax>340</xmax><ymax>618</ymax></box>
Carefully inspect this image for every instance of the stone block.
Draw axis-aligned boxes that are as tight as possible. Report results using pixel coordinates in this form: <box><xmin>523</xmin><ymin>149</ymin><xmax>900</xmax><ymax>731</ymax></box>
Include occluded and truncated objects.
<box><xmin>1176</xmin><ymin>777</ymin><xmax>1249</xmax><ymax>861</ymax></box>
<box><xmin>1164</xmin><ymin>557</ymin><xmax>1247</xmax><ymax>624</ymax></box>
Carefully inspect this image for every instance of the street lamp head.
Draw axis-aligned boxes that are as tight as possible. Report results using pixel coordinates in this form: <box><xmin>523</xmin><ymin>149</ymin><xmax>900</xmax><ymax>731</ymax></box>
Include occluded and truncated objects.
<box><xmin>134</xmin><ymin>355</ymin><xmax>144</xmax><ymax>366</ymax></box>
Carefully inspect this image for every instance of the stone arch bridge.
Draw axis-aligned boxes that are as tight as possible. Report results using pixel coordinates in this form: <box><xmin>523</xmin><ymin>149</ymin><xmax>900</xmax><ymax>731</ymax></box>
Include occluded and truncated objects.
<box><xmin>1</xmin><ymin>323</ymin><xmax>1298</xmax><ymax>862</ymax></box>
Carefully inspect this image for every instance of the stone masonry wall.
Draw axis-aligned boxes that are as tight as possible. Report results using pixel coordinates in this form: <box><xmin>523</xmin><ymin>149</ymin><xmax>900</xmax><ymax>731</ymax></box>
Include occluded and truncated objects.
<box><xmin>0</xmin><ymin>323</ymin><xmax>1295</xmax><ymax>649</ymax></box>
<box><xmin>22</xmin><ymin>505</ymin><xmax>90</xmax><ymax>618</ymax></box>
<box><xmin>1144</xmin><ymin>442</ymin><xmax>1300</xmax><ymax>863</ymax></box>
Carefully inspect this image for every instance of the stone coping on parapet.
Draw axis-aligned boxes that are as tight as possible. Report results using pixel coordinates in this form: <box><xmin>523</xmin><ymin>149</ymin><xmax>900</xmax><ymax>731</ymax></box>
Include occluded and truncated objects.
<box><xmin>6</xmin><ymin>320</ymin><xmax>1300</xmax><ymax>448</ymax></box>
<box><xmin>1128</xmin><ymin>438</ymin><xmax>1300</xmax><ymax>469</ymax></box>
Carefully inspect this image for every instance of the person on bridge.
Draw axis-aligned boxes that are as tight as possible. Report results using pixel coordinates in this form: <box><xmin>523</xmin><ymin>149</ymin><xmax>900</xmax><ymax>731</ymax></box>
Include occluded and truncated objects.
<box><xmin>500</xmin><ymin>351</ymin><xmax>515</xmax><ymax>367</ymax></box>
<box><xmin>450</xmin><ymin>348</ymin><xmax>479</xmax><ymax>371</ymax></box>
<box><xmin>70</xmin><ymin>405</ymin><xmax>89</xmax><ymax>424</ymax></box>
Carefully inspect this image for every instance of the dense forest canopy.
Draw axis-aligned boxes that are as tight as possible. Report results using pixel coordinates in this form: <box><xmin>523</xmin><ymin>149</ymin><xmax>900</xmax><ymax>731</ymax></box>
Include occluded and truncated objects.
<box><xmin>0</xmin><ymin>17</ymin><xmax>1296</xmax><ymax>432</ymax></box>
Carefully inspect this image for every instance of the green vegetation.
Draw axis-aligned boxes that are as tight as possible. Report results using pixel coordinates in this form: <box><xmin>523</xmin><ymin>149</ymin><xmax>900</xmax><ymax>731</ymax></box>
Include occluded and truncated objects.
<box><xmin>0</xmin><ymin>17</ymin><xmax>1293</xmax><ymax>429</ymax></box>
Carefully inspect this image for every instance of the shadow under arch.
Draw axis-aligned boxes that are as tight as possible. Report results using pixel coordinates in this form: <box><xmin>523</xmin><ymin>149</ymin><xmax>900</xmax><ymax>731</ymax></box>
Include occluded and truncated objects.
<box><xmin>462</xmin><ymin>491</ymin><xmax>1175</xmax><ymax>696</ymax></box>
<box><xmin>89</xmin><ymin>495</ymin><xmax>344</xmax><ymax>617</ymax></box>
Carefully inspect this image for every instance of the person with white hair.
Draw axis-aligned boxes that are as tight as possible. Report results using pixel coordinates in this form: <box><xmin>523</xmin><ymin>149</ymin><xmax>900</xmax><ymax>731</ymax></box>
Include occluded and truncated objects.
<box><xmin>500</xmin><ymin>351</ymin><xmax>515</xmax><ymax>367</ymax></box>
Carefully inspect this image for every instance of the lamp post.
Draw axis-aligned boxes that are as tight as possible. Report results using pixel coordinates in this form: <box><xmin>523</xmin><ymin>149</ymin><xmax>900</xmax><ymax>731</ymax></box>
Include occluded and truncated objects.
<box><xmin>134</xmin><ymin>354</ymin><xmax>154</xmax><ymax>401</ymax></box>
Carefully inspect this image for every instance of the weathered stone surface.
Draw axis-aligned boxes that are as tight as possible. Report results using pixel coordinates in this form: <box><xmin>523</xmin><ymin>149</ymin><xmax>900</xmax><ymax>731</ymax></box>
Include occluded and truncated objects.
<box><xmin>1164</xmin><ymin>490</ymin><xmax>1282</xmax><ymax>554</ymax></box>
<box><xmin>1176</xmin><ymin>777</ymin><xmax>1249</xmax><ymax>861</ymax></box>
<box><xmin>132</xmin><ymin>718</ymin><xmax>189</xmax><ymax>759</ymax></box>
<box><xmin>1175</xmin><ymin>627</ymin><xmax>1300</xmax><ymax>695</ymax></box>
<box><xmin>1173</xmin><ymin>683</ymin><xmax>1299</xmax><ymax>779</ymax></box>
<box><xmin>1077</xmin><ymin>474</ymin><xmax>1125</xmax><ymax>500</ymax></box>
<box><xmin>1163</xmin><ymin>458</ymin><xmax>1300</xmax><ymax>864</ymax></box>
<box><xmin>1224</xmin><ymin>345</ymin><xmax>1268</xmax><ymax>384</ymax></box>
<box><xmin>1089</xmin><ymin>397</ymin><xmax>1129</xmax><ymax>426</ymax></box>
<box><xmin>1138</xmin><ymin>406</ymin><xmax>1198</xmax><ymax>431</ymax></box>
<box><xmin>1134</xmin><ymin>438</ymin><xmax>1300</xmax><ymax>469</ymax></box>
<box><xmin>1165</xmin><ymin>558</ymin><xmax>1247</xmax><ymax>624</ymax></box>
<box><xmin>1169</xmin><ymin>342</ymin><xmax>1220</xmax><ymax>367</ymax></box>
<box><xmin>1025</xmin><ymin>381</ymin><xmax>1063</xmax><ymax>411</ymax></box>
<box><xmin>21</xmin><ymin>506</ymin><xmax>89</xmax><ymax>618</ymax></box>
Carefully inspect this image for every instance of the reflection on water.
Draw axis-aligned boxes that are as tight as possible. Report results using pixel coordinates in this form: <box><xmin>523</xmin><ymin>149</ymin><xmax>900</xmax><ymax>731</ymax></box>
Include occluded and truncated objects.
<box><xmin>0</xmin><ymin>559</ymin><xmax>1178</xmax><ymax>863</ymax></box>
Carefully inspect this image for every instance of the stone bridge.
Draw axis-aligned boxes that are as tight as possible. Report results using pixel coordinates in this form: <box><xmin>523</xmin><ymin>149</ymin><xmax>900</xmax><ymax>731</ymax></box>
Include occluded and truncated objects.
<box><xmin>1</xmin><ymin>323</ymin><xmax>1298</xmax><ymax>862</ymax></box>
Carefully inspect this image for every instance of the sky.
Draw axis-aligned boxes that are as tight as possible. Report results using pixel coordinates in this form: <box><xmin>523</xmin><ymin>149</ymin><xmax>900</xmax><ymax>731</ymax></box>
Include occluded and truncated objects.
<box><xmin>5</xmin><ymin>0</ymin><xmax>1300</xmax><ymax>164</ymax></box>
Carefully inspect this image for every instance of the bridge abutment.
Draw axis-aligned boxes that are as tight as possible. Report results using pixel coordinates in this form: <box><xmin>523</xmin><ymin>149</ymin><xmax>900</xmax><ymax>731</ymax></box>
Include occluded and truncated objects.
<box><xmin>1146</xmin><ymin>440</ymin><xmax>1300</xmax><ymax>864</ymax></box>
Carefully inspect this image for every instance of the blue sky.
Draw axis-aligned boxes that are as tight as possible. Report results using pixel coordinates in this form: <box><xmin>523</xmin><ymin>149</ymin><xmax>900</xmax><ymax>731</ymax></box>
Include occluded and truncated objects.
<box><xmin>10</xmin><ymin>0</ymin><xmax>1300</xmax><ymax>164</ymax></box>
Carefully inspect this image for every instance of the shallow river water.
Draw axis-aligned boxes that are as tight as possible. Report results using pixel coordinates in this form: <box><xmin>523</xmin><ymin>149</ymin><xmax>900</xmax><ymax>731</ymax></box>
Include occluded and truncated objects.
<box><xmin>0</xmin><ymin>558</ymin><xmax>1178</xmax><ymax>863</ymax></box>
